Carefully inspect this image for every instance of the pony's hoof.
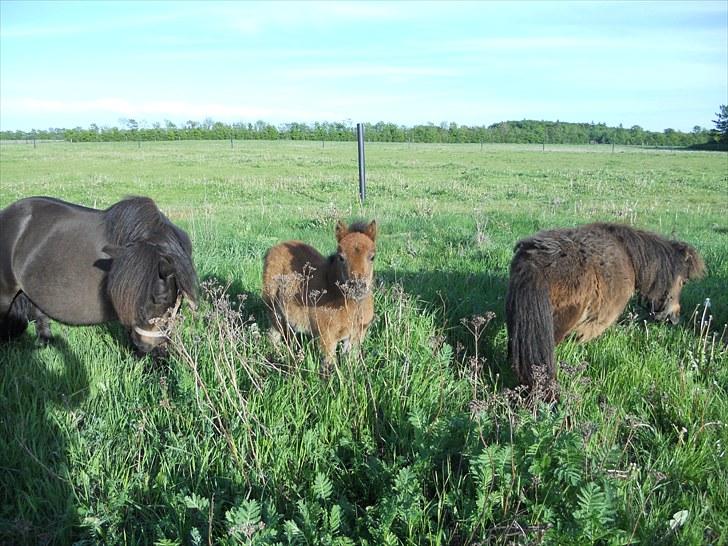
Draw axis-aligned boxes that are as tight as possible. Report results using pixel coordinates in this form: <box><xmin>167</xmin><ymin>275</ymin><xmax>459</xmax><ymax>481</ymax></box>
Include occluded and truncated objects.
<box><xmin>35</xmin><ymin>336</ymin><xmax>53</xmax><ymax>347</ymax></box>
<box><xmin>320</xmin><ymin>359</ymin><xmax>335</xmax><ymax>378</ymax></box>
<box><xmin>267</xmin><ymin>328</ymin><xmax>283</xmax><ymax>346</ymax></box>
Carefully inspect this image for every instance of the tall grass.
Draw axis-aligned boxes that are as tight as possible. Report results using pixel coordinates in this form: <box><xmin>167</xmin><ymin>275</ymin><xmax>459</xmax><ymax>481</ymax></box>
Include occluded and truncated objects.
<box><xmin>1</xmin><ymin>141</ymin><xmax>726</xmax><ymax>544</ymax></box>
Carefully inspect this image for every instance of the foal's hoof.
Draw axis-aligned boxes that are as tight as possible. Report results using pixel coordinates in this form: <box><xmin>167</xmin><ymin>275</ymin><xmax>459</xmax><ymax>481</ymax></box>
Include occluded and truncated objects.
<box><xmin>320</xmin><ymin>359</ymin><xmax>335</xmax><ymax>379</ymax></box>
<box><xmin>267</xmin><ymin>328</ymin><xmax>283</xmax><ymax>346</ymax></box>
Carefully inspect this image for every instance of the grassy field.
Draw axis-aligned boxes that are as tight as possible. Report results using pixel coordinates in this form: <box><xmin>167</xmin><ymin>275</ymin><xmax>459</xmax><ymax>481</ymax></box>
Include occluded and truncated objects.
<box><xmin>1</xmin><ymin>140</ymin><xmax>727</xmax><ymax>545</ymax></box>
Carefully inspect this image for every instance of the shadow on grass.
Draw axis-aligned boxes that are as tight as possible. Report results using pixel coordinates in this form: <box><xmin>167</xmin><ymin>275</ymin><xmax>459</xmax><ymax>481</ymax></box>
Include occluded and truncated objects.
<box><xmin>377</xmin><ymin>268</ymin><xmax>514</xmax><ymax>383</ymax></box>
<box><xmin>0</xmin><ymin>335</ymin><xmax>88</xmax><ymax>545</ymax></box>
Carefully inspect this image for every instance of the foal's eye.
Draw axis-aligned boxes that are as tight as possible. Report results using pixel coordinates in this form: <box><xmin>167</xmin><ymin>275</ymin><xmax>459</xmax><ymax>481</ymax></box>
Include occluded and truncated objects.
<box><xmin>369</xmin><ymin>254</ymin><xmax>376</xmax><ymax>261</ymax></box>
<box><xmin>337</xmin><ymin>253</ymin><xmax>345</xmax><ymax>262</ymax></box>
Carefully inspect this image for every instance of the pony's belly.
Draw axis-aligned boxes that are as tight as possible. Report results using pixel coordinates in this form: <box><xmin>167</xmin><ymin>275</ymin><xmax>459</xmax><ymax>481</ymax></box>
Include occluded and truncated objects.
<box><xmin>26</xmin><ymin>275</ymin><xmax>115</xmax><ymax>324</ymax></box>
<box><xmin>571</xmin><ymin>305</ymin><xmax>622</xmax><ymax>342</ymax></box>
<box><xmin>39</xmin><ymin>298</ymin><xmax>114</xmax><ymax>325</ymax></box>
<box><xmin>572</xmin><ymin>320</ymin><xmax>608</xmax><ymax>342</ymax></box>
<box><xmin>17</xmin><ymin>231</ymin><xmax>115</xmax><ymax>325</ymax></box>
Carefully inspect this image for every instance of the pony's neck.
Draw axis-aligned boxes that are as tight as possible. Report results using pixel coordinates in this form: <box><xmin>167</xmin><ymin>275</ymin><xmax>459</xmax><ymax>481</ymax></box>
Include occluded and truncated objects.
<box><xmin>326</xmin><ymin>258</ymin><xmax>344</xmax><ymax>298</ymax></box>
<box><xmin>609</xmin><ymin>225</ymin><xmax>664</xmax><ymax>294</ymax></box>
<box><xmin>326</xmin><ymin>256</ymin><xmax>360</xmax><ymax>301</ymax></box>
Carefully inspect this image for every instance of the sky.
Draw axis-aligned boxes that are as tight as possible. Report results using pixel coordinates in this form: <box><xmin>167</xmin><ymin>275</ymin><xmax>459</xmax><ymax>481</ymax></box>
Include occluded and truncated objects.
<box><xmin>1</xmin><ymin>0</ymin><xmax>726</xmax><ymax>133</ymax></box>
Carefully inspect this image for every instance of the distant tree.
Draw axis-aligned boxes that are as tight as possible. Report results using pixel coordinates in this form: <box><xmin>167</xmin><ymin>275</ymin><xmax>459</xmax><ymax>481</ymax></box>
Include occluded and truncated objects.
<box><xmin>712</xmin><ymin>105</ymin><xmax>728</xmax><ymax>141</ymax></box>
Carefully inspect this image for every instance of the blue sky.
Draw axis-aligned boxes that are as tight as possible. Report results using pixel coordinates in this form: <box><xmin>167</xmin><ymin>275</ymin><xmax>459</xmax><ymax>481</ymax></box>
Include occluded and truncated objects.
<box><xmin>1</xmin><ymin>0</ymin><xmax>726</xmax><ymax>132</ymax></box>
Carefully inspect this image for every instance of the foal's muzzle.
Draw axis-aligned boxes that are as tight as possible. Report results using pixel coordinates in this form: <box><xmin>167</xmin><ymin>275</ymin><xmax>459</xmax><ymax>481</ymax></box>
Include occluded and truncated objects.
<box><xmin>340</xmin><ymin>277</ymin><xmax>371</xmax><ymax>301</ymax></box>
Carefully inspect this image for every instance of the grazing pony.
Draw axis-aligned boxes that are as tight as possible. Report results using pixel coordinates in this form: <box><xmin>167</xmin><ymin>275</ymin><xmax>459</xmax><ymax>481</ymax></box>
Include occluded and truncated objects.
<box><xmin>506</xmin><ymin>222</ymin><xmax>705</xmax><ymax>392</ymax></box>
<box><xmin>262</xmin><ymin>220</ymin><xmax>377</xmax><ymax>370</ymax></box>
<box><xmin>0</xmin><ymin>196</ymin><xmax>198</xmax><ymax>353</ymax></box>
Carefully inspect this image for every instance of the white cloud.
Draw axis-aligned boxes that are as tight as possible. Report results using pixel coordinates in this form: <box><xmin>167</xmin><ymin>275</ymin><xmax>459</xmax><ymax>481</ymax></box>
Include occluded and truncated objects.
<box><xmin>0</xmin><ymin>96</ymin><xmax>346</xmax><ymax>126</ymax></box>
<box><xmin>284</xmin><ymin>65</ymin><xmax>462</xmax><ymax>79</ymax></box>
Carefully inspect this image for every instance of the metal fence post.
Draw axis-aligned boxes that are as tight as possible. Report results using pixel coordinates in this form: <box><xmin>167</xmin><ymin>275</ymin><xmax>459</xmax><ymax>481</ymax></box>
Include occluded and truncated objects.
<box><xmin>357</xmin><ymin>123</ymin><xmax>366</xmax><ymax>203</ymax></box>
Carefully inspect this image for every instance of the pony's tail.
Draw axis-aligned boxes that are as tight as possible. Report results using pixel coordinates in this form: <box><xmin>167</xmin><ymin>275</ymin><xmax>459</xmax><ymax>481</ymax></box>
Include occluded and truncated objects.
<box><xmin>1</xmin><ymin>292</ymin><xmax>31</xmax><ymax>341</ymax></box>
<box><xmin>505</xmin><ymin>263</ymin><xmax>555</xmax><ymax>389</ymax></box>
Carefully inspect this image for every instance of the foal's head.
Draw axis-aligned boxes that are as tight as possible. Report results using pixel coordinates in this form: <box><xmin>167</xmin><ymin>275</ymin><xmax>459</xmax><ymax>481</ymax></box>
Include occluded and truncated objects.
<box><xmin>331</xmin><ymin>220</ymin><xmax>377</xmax><ymax>300</ymax></box>
<box><xmin>650</xmin><ymin>241</ymin><xmax>705</xmax><ymax>324</ymax></box>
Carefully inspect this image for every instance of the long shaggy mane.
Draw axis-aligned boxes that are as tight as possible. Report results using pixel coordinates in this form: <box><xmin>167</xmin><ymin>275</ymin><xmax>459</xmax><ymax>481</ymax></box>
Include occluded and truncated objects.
<box><xmin>103</xmin><ymin>197</ymin><xmax>198</xmax><ymax>324</ymax></box>
<box><xmin>597</xmin><ymin>223</ymin><xmax>705</xmax><ymax>302</ymax></box>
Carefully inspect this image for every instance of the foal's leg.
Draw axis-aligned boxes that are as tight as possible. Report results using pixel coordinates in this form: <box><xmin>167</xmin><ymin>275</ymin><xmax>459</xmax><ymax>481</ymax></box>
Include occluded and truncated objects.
<box><xmin>266</xmin><ymin>302</ymin><xmax>290</xmax><ymax>346</ymax></box>
<box><xmin>267</xmin><ymin>324</ymin><xmax>283</xmax><ymax>345</ymax></box>
<box><xmin>317</xmin><ymin>330</ymin><xmax>339</xmax><ymax>376</ymax></box>
<box><xmin>343</xmin><ymin>313</ymin><xmax>374</xmax><ymax>359</ymax></box>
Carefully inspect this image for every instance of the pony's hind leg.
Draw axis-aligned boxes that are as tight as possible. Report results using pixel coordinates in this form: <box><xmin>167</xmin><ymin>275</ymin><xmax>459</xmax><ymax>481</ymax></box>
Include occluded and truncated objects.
<box><xmin>267</xmin><ymin>304</ymin><xmax>293</xmax><ymax>346</ymax></box>
<box><xmin>0</xmin><ymin>291</ymin><xmax>29</xmax><ymax>342</ymax></box>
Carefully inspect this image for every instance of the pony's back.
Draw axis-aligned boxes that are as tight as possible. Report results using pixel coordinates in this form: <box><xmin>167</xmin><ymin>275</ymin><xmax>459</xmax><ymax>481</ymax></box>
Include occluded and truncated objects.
<box><xmin>262</xmin><ymin>241</ymin><xmax>328</xmax><ymax>307</ymax></box>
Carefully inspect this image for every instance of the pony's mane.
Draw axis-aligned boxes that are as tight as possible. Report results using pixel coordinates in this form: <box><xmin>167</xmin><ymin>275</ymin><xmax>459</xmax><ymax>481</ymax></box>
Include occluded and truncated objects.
<box><xmin>104</xmin><ymin>196</ymin><xmax>170</xmax><ymax>245</ymax></box>
<box><xmin>597</xmin><ymin>223</ymin><xmax>701</xmax><ymax>301</ymax></box>
<box><xmin>104</xmin><ymin>197</ymin><xmax>198</xmax><ymax>324</ymax></box>
<box><xmin>347</xmin><ymin>221</ymin><xmax>372</xmax><ymax>236</ymax></box>
<box><xmin>107</xmin><ymin>243</ymin><xmax>160</xmax><ymax>324</ymax></box>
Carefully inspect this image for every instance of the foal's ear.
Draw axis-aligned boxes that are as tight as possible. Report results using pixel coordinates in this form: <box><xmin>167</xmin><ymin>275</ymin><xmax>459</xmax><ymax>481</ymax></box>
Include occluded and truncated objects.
<box><xmin>335</xmin><ymin>220</ymin><xmax>349</xmax><ymax>242</ymax></box>
<box><xmin>364</xmin><ymin>220</ymin><xmax>377</xmax><ymax>242</ymax></box>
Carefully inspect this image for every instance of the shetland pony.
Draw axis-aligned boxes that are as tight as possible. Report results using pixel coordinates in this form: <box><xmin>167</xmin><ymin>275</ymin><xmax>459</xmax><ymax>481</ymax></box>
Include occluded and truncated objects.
<box><xmin>262</xmin><ymin>220</ymin><xmax>377</xmax><ymax>370</ymax></box>
<box><xmin>506</xmin><ymin>222</ymin><xmax>705</xmax><ymax>391</ymax></box>
<box><xmin>0</xmin><ymin>196</ymin><xmax>198</xmax><ymax>353</ymax></box>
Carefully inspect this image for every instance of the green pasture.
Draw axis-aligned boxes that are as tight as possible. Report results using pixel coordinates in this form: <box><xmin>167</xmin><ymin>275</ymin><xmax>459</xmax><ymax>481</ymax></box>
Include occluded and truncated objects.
<box><xmin>1</xmin><ymin>140</ymin><xmax>727</xmax><ymax>545</ymax></box>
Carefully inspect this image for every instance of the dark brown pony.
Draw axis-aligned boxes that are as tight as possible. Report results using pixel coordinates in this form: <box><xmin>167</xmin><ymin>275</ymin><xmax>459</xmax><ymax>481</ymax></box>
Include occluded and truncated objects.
<box><xmin>0</xmin><ymin>196</ymin><xmax>198</xmax><ymax>353</ymax></box>
<box><xmin>262</xmin><ymin>220</ymin><xmax>377</xmax><ymax>370</ymax></box>
<box><xmin>506</xmin><ymin>222</ymin><xmax>705</xmax><ymax>391</ymax></box>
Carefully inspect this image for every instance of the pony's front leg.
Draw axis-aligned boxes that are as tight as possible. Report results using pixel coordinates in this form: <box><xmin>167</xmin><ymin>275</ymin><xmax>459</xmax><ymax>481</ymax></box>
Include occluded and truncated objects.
<box><xmin>267</xmin><ymin>326</ymin><xmax>283</xmax><ymax>345</ymax></box>
<box><xmin>341</xmin><ymin>336</ymin><xmax>364</xmax><ymax>360</ymax></box>
<box><xmin>318</xmin><ymin>333</ymin><xmax>338</xmax><ymax>376</ymax></box>
<box><xmin>345</xmin><ymin>316</ymin><xmax>374</xmax><ymax>359</ymax></box>
<box><xmin>31</xmin><ymin>307</ymin><xmax>53</xmax><ymax>345</ymax></box>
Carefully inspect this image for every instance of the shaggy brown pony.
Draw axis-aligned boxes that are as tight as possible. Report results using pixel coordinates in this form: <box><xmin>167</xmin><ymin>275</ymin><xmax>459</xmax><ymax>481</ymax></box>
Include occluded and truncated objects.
<box><xmin>262</xmin><ymin>220</ymin><xmax>377</xmax><ymax>371</ymax></box>
<box><xmin>506</xmin><ymin>222</ymin><xmax>705</xmax><ymax>392</ymax></box>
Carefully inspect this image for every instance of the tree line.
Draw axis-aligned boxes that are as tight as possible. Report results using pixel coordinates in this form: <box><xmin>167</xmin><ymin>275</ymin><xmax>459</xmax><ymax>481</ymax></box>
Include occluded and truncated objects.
<box><xmin>1</xmin><ymin>116</ymin><xmax>725</xmax><ymax>148</ymax></box>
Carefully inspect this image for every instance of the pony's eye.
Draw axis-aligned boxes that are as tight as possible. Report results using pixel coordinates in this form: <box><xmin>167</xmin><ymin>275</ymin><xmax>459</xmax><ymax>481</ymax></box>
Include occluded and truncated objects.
<box><xmin>337</xmin><ymin>253</ymin><xmax>345</xmax><ymax>262</ymax></box>
<box><xmin>370</xmin><ymin>254</ymin><xmax>376</xmax><ymax>261</ymax></box>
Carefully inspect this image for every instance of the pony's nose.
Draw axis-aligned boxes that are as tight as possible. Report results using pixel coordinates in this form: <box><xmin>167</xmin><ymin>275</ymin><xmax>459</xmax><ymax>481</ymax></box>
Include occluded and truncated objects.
<box><xmin>654</xmin><ymin>304</ymin><xmax>680</xmax><ymax>324</ymax></box>
<box><xmin>130</xmin><ymin>327</ymin><xmax>165</xmax><ymax>354</ymax></box>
